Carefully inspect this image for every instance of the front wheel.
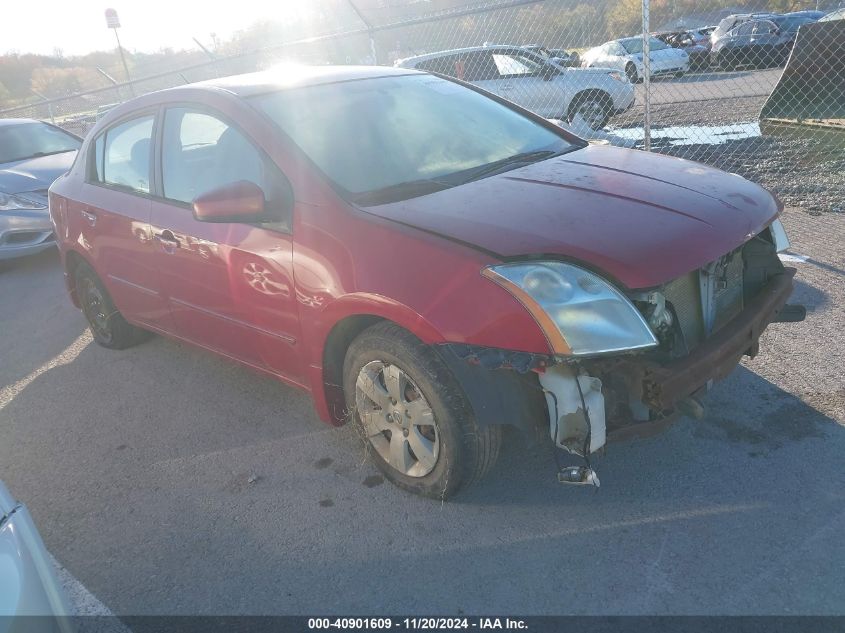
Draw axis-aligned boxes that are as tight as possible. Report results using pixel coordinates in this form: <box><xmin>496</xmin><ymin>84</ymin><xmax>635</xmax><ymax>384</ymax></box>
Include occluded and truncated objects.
<box><xmin>343</xmin><ymin>322</ymin><xmax>501</xmax><ymax>499</ymax></box>
<box><xmin>75</xmin><ymin>261</ymin><xmax>150</xmax><ymax>349</ymax></box>
<box><xmin>625</xmin><ymin>63</ymin><xmax>639</xmax><ymax>83</ymax></box>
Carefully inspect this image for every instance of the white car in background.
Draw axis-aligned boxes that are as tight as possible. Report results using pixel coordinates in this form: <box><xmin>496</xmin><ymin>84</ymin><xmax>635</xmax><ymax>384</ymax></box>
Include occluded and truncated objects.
<box><xmin>582</xmin><ymin>36</ymin><xmax>690</xmax><ymax>82</ymax></box>
<box><xmin>395</xmin><ymin>45</ymin><xmax>635</xmax><ymax>130</ymax></box>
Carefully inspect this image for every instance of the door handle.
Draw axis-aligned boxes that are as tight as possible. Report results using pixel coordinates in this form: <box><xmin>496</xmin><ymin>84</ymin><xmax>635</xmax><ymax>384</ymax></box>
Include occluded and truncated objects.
<box><xmin>154</xmin><ymin>230</ymin><xmax>180</xmax><ymax>252</ymax></box>
<box><xmin>80</xmin><ymin>209</ymin><xmax>97</xmax><ymax>227</ymax></box>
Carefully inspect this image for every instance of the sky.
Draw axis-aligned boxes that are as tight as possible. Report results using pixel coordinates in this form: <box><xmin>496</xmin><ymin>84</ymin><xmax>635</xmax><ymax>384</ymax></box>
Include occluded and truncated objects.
<box><xmin>4</xmin><ymin>0</ymin><xmax>306</xmax><ymax>56</ymax></box>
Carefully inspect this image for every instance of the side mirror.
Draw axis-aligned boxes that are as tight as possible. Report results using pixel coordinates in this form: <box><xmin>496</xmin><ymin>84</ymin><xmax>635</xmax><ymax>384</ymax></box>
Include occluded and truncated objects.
<box><xmin>193</xmin><ymin>180</ymin><xmax>267</xmax><ymax>224</ymax></box>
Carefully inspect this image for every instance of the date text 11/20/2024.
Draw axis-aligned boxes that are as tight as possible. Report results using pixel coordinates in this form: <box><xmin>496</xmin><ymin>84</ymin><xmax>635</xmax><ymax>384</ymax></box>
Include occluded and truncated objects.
<box><xmin>307</xmin><ymin>618</ymin><xmax>528</xmax><ymax>630</ymax></box>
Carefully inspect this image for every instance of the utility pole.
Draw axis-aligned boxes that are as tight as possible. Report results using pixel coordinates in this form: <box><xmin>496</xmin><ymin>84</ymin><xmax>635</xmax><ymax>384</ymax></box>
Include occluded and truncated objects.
<box><xmin>346</xmin><ymin>0</ymin><xmax>378</xmax><ymax>64</ymax></box>
<box><xmin>105</xmin><ymin>8</ymin><xmax>135</xmax><ymax>96</ymax></box>
<box><xmin>642</xmin><ymin>0</ymin><xmax>651</xmax><ymax>152</ymax></box>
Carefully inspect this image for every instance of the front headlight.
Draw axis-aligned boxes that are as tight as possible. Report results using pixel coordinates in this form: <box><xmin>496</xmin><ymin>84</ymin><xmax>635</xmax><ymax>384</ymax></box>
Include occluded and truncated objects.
<box><xmin>769</xmin><ymin>218</ymin><xmax>790</xmax><ymax>253</ymax></box>
<box><xmin>0</xmin><ymin>192</ymin><xmax>47</xmax><ymax>212</ymax></box>
<box><xmin>483</xmin><ymin>262</ymin><xmax>658</xmax><ymax>356</ymax></box>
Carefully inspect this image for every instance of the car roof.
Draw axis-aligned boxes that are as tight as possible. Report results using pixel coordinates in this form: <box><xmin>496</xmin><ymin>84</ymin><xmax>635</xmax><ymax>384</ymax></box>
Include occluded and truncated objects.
<box><xmin>0</xmin><ymin>118</ymin><xmax>40</xmax><ymax>128</ymax></box>
<box><xmin>396</xmin><ymin>45</ymin><xmax>531</xmax><ymax>66</ymax></box>
<box><xmin>171</xmin><ymin>65</ymin><xmax>422</xmax><ymax>98</ymax></box>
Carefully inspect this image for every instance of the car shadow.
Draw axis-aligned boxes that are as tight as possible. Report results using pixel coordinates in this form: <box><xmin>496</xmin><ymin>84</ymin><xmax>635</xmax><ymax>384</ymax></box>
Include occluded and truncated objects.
<box><xmin>463</xmin><ymin>365</ymin><xmax>840</xmax><ymax>506</ymax></box>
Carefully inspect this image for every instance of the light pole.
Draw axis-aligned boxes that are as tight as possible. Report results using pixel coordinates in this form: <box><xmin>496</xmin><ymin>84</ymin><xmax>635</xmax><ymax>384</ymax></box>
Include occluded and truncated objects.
<box><xmin>105</xmin><ymin>8</ymin><xmax>135</xmax><ymax>96</ymax></box>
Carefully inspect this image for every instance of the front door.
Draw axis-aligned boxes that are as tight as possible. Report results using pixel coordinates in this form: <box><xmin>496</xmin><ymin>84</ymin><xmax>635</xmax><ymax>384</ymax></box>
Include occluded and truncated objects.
<box><xmin>149</xmin><ymin>106</ymin><xmax>303</xmax><ymax>384</ymax></box>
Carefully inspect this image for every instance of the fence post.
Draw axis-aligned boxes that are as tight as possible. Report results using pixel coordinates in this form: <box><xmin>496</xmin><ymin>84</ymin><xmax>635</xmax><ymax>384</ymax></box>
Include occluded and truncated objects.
<box><xmin>642</xmin><ymin>0</ymin><xmax>651</xmax><ymax>152</ymax></box>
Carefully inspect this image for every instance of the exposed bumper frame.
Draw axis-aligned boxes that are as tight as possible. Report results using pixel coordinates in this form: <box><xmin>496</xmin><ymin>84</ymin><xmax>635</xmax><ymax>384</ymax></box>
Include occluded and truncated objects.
<box><xmin>639</xmin><ymin>268</ymin><xmax>796</xmax><ymax>410</ymax></box>
<box><xmin>437</xmin><ymin>269</ymin><xmax>798</xmax><ymax>443</ymax></box>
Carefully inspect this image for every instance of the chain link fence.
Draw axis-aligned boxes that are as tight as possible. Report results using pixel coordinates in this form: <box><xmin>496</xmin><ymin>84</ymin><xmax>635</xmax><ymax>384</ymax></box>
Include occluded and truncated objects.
<box><xmin>2</xmin><ymin>0</ymin><xmax>843</xmax><ymax>212</ymax></box>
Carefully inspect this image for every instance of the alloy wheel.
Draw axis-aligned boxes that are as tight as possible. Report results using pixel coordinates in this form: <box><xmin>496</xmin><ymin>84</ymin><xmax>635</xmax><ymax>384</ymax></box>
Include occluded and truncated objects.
<box><xmin>355</xmin><ymin>360</ymin><xmax>440</xmax><ymax>477</ymax></box>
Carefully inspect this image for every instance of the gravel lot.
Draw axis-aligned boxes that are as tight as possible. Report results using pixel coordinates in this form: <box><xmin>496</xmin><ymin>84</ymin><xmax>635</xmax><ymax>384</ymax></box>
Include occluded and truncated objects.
<box><xmin>0</xmin><ymin>207</ymin><xmax>843</xmax><ymax>616</ymax></box>
<box><xmin>604</xmin><ymin>67</ymin><xmax>845</xmax><ymax>214</ymax></box>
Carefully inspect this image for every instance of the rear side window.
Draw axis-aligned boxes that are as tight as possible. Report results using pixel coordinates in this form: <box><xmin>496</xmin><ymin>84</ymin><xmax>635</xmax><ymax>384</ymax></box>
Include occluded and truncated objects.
<box><xmin>461</xmin><ymin>52</ymin><xmax>498</xmax><ymax>81</ymax></box>
<box><xmin>416</xmin><ymin>55</ymin><xmax>459</xmax><ymax>76</ymax></box>
<box><xmin>416</xmin><ymin>53</ymin><xmax>498</xmax><ymax>82</ymax></box>
<box><xmin>160</xmin><ymin>108</ymin><xmax>293</xmax><ymax>229</ymax></box>
<box><xmin>92</xmin><ymin>115</ymin><xmax>154</xmax><ymax>193</ymax></box>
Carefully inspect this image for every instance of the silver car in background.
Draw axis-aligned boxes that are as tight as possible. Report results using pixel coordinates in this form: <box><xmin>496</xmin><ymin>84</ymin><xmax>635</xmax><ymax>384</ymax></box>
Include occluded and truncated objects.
<box><xmin>0</xmin><ymin>119</ymin><xmax>80</xmax><ymax>262</ymax></box>
<box><xmin>1</xmin><ymin>480</ymin><xmax>71</xmax><ymax>630</ymax></box>
<box><xmin>395</xmin><ymin>45</ymin><xmax>635</xmax><ymax>130</ymax></box>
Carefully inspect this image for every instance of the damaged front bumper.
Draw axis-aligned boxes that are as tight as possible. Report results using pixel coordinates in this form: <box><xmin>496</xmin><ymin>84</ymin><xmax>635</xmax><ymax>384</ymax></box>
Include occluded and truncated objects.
<box><xmin>438</xmin><ymin>268</ymin><xmax>802</xmax><ymax>456</ymax></box>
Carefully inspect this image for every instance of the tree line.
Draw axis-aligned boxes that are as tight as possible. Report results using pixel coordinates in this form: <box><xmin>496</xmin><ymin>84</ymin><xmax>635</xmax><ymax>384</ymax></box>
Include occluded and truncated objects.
<box><xmin>1</xmin><ymin>0</ymin><xmax>837</xmax><ymax>108</ymax></box>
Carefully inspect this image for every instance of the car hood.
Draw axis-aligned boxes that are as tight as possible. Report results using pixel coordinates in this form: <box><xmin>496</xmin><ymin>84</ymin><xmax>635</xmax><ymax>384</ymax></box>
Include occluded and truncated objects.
<box><xmin>0</xmin><ymin>151</ymin><xmax>77</xmax><ymax>196</ymax></box>
<box><xmin>364</xmin><ymin>145</ymin><xmax>780</xmax><ymax>289</ymax></box>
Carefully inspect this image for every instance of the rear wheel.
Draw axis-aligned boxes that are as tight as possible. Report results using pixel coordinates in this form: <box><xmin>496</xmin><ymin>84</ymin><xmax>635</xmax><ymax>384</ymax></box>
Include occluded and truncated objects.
<box><xmin>74</xmin><ymin>261</ymin><xmax>150</xmax><ymax>349</ymax></box>
<box><xmin>567</xmin><ymin>92</ymin><xmax>612</xmax><ymax>130</ymax></box>
<box><xmin>343</xmin><ymin>322</ymin><xmax>501</xmax><ymax>499</ymax></box>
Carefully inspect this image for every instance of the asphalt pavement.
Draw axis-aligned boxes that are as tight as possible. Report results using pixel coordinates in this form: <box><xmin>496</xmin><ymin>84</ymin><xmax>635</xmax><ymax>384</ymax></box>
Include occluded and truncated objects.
<box><xmin>1</xmin><ymin>207</ymin><xmax>843</xmax><ymax>616</ymax></box>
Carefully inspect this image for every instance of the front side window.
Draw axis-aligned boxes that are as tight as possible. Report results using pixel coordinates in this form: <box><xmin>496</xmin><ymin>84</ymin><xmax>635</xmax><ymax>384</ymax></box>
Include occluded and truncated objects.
<box><xmin>252</xmin><ymin>74</ymin><xmax>577</xmax><ymax>205</ymax></box>
<box><xmin>752</xmin><ymin>21</ymin><xmax>777</xmax><ymax>35</ymax></box>
<box><xmin>100</xmin><ymin>115</ymin><xmax>154</xmax><ymax>193</ymax></box>
<box><xmin>161</xmin><ymin>108</ymin><xmax>292</xmax><ymax>228</ymax></box>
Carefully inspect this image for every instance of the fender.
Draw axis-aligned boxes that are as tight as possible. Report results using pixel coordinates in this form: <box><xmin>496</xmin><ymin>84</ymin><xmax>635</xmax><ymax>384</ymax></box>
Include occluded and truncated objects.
<box><xmin>304</xmin><ymin>292</ymin><xmax>446</xmax><ymax>424</ymax></box>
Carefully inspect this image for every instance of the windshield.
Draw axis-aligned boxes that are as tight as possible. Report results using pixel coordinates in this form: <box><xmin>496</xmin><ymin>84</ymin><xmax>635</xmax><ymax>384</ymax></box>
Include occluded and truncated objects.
<box><xmin>252</xmin><ymin>74</ymin><xmax>576</xmax><ymax>205</ymax></box>
<box><xmin>0</xmin><ymin>121</ymin><xmax>80</xmax><ymax>164</ymax></box>
<box><xmin>620</xmin><ymin>37</ymin><xmax>668</xmax><ymax>54</ymax></box>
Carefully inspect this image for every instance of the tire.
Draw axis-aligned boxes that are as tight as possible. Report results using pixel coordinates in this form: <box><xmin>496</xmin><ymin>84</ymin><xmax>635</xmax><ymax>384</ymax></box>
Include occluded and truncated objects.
<box><xmin>567</xmin><ymin>92</ymin><xmax>612</xmax><ymax>130</ymax></box>
<box><xmin>343</xmin><ymin>322</ymin><xmax>501</xmax><ymax>499</ymax></box>
<box><xmin>625</xmin><ymin>63</ymin><xmax>638</xmax><ymax>83</ymax></box>
<box><xmin>74</xmin><ymin>261</ymin><xmax>150</xmax><ymax>349</ymax></box>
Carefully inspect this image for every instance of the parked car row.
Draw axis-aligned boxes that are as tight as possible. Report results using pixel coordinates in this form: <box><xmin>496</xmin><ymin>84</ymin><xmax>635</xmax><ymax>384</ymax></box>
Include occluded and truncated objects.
<box><xmin>711</xmin><ymin>13</ymin><xmax>820</xmax><ymax>70</ymax></box>
<box><xmin>583</xmin><ymin>9</ymin><xmax>829</xmax><ymax>77</ymax></box>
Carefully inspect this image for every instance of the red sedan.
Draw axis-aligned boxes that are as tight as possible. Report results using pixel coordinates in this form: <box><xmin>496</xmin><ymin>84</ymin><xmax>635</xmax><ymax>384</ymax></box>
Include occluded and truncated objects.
<box><xmin>48</xmin><ymin>66</ymin><xmax>802</xmax><ymax>497</ymax></box>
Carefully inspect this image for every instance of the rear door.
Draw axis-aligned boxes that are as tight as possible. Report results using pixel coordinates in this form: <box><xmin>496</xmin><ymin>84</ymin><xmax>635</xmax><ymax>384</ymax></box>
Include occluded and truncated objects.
<box><xmin>149</xmin><ymin>106</ymin><xmax>303</xmax><ymax>383</ymax></box>
<box><xmin>74</xmin><ymin>111</ymin><xmax>171</xmax><ymax>328</ymax></box>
